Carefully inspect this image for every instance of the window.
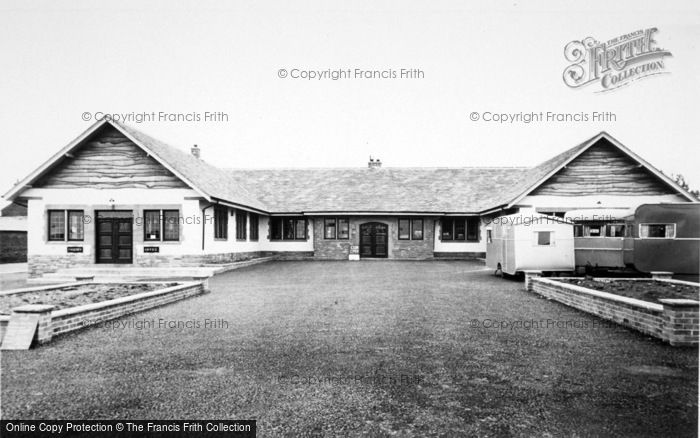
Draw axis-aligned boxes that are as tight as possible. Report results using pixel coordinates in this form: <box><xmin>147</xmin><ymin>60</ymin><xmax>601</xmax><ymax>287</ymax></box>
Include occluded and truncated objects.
<box><xmin>605</xmin><ymin>224</ymin><xmax>626</xmax><ymax>237</ymax></box>
<box><xmin>163</xmin><ymin>210</ymin><xmax>179</xmax><ymax>241</ymax></box>
<box><xmin>338</xmin><ymin>218</ymin><xmax>349</xmax><ymax>239</ymax></box>
<box><xmin>441</xmin><ymin>217</ymin><xmax>479</xmax><ymax>242</ymax></box>
<box><xmin>324</xmin><ymin>218</ymin><xmax>337</xmax><ymax>239</ymax></box>
<box><xmin>284</xmin><ymin>218</ymin><xmax>295</xmax><ymax>240</ymax></box>
<box><xmin>466</xmin><ymin>218</ymin><xmax>479</xmax><ymax>241</ymax></box>
<box><xmin>48</xmin><ymin>210</ymin><xmax>66</xmax><ymax>241</ymax></box>
<box><xmin>398</xmin><ymin>219</ymin><xmax>410</xmax><ymax>240</ymax></box>
<box><xmin>144</xmin><ymin>210</ymin><xmax>161</xmax><ymax>241</ymax></box>
<box><xmin>214</xmin><ymin>205</ymin><xmax>228</xmax><ymax>239</ymax></box>
<box><xmin>454</xmin><ymin>220</ymin><xmax>466</xmax><ymax>240</ymax></box>
<box><xmin>144</xmin><ymin>209</ymin><xmax>180</xmax><ymax>242</ymax></box>
<box><xmin>399</xmin><ymin>218</ymin><xmax>423</xmax><ymax>240</ymax></box>
<box><xmin>271</xmin><ymin>217</ymin><xmax>307</xmax><ymax>240</ymax></box>
<box><xmin>249</xmin><ymin>214</ymin><xmax>259</xmax><ymax>241</ymax></box>
<box><xmin>573</xmin><ymin>224</ymin><xmax>583</xmax><ymax>237</ymax></box>
<box><xmin>442</xmin><ymin>218</ymin><xmax>454</xmax><ymax>240</ymax></box>
<box><xmin>536</xmin><ymin>231</ymin><xmax>552</xmax><ymax>246</ymax></box>
<box><xmin>411</xmin><ymin>219</ymin><xmax>423</xmax><ymax>240</ymax></box>
<box><xmin>584</xmin><ymin>224</ymin><xmax>603</xmax><ymax>237</ymax></box>
<box><xmin>48</xmin><ymin>210</ymin><xmax>85</xmax><ymax>242</ymax></box>
<box><xmin>67</xmin><ymin>210</ymin><xmax>84</xmax><ymax>241</ymax></box>
<box><xmin>295</xmin><ymin>220</ymin><xmax>306</xmax><ymax>240</ymax></box>
<box><xmin>486</xmin><ymin>229</ymin><xmax>492</xmax><ymax>243</ymax></box>
<box><xmin>236</xmin><ymin>211</ymin><xmax>247</xmax><ymax>241</ymax></box>
<box><xmin>271</xmin><ymin>218</ymin><xmax>283</xmax><ymax>240</ymax></box>
<box><xmin>640</xmin><ymin>223</ymin><xmax>676</xmax><ymax>239</ymax></box>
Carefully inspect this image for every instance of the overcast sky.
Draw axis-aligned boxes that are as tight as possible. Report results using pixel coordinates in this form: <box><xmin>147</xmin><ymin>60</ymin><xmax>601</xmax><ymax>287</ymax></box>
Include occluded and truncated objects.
<box><xmin>1</xmin><ymin>0</ymin><xmax>698</xmax><ymax>208</ymax></box>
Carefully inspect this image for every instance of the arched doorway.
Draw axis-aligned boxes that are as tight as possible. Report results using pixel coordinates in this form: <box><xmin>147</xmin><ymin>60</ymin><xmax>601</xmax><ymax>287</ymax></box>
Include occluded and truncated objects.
<box><xmin>359</xmin><ymin>222</ymin><xmax>388</xmax><ymax>258</ymax></box>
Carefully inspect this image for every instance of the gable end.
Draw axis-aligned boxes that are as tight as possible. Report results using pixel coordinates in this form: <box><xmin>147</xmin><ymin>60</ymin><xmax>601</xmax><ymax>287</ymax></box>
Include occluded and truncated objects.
<box><xmin>531</xmin><ymin>138</ymin><xmax>678</xmax><ymax>197</ymax></box>
<box><xmin>34</xmin><ymin>126</ymin><xmax>189</xmax><ymax>190</ymax></box>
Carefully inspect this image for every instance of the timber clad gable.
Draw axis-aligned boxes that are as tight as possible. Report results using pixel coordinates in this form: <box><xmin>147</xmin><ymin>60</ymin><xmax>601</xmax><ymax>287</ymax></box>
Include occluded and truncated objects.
<box><xmin>36</xmin><ymin>126</ymin><xmax>188</xmax><ymax>190</ymax></box>
<box><xmin>531</xmin><ymin>139</ymin><xmax>677</xmax><ymax>197</ymax></box>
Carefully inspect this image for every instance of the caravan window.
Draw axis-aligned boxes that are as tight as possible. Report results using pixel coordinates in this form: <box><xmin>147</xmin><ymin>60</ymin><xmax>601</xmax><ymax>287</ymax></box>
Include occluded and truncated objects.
<box><xmin>584</xmin><ymin>224</ymin><xmax>603</xmax><ymax>237</ymax></box>
<box><xmin>640</xmin><ymin>223</ymin><xmax>676</xmax><ymax>239</ymax></box>
<box><xmin>486</xmin><ymin>229</ymin><xmax>492</xmax><ymax>243</ymax></box>
<box><xmin>535</xmin><ymin>231</ymin><xmax>552</xmax><ymax>246</ymax></box>
<box><xmin>605</xmin><ymin>224</ymin><xmax>626</xmax><ymax>237</ymax></box>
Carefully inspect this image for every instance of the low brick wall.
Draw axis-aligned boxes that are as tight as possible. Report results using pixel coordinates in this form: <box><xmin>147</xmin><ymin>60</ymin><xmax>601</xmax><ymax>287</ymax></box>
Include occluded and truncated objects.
<box><xmin>530</xmin><ymin>277</ymin><xmax>699</xmax><ymax>347</ymax></box>
<box><xmin>1</xmin><ymin>282</ymin><xmax>206</xmax><ymax>348</ymax></box>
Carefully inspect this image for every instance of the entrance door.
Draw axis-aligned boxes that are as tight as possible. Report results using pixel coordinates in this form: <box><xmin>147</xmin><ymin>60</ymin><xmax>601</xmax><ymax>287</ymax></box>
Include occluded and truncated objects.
<box><xmin>96</xmin><ymin>211</ymin><xmax>133</xmax><ymax>264</ymax></box>
<box><xmin>360</xmin><ymin>222</ymin><xmax>388</xmax><ymax>258</ymax></box>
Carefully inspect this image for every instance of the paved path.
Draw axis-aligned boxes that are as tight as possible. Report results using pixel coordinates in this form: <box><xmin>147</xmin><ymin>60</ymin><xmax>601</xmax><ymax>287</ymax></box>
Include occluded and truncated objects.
<box><xmin>0</xmin><ymin>263</ymin><xmax>27</xmax><ymax>274</ymax></box>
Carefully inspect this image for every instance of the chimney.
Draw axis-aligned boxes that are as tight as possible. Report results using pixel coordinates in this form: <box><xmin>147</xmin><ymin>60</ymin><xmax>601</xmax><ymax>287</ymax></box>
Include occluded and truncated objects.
<box><xmin>368</xmin><ymin>156</ymin><xmax>382</xmax><ymax>169</ymax></box>
<box><xmin>191</xmin><ymin>144</ymin><xmax>200</xmax><ymax>159</ymax></box>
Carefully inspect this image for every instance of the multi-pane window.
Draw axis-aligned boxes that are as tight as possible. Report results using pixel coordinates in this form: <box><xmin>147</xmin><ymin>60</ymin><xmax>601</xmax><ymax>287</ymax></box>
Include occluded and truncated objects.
<box><xmin>48</xmin><ymin>210</ymin><xmax>84</xmax><ymax>242</ymax></box>
<box><xmin>249</xmin><ymin>213</ymin><xmax>259</xmax><ymax>241</ymax></box>
<box><xmin>68</xmin><ymin>210</ymin><xmax>84</xmax><ymax>241</ymax></box>
<box><xmin>163</xmin><ymin>210</ymin><xmax>179</xmax><ymax>241</ymax></box>
<box><xmin>640</xmin><ymin>223</ymin><xmax>676</xmax><ymax>238</ymax></box>
<box><xmin>48</xmin><ymin>210</ymin><xmax>66</xmax><ymax>241</ymax></box>
<box><xmin>236</xmin><ymin>211</ymin><xmax>247</xmax><ymax>241</ymax></box>
<box><xmin>271</xmin><ymin>217</ymin><xmax>306</xmax><ymax>240</ymax></box>
<box><xmin>574</xmin><ymin>223</ymin><xmax>628</xmax><ymax>238</ymax></box>
<box><xmin>324</xmin><ymin>218</ymin><xmax>337</xmax><ymax>239</ymax></box>
<box><xmin>324</xmin><ymin>218</ymin><xmax>350</xmax><ymax>240</ymax></box>
<box><xmin>144</xmin><ymin>210</ymin><xmax>161</xmax><ymax>241</ymax></box>
<box><xmin>398</xmin><ymin>218</ymin><xmax>423</xmax><ymax>240</ymax></box>
<box><xmin>144</xmin><ymin>209</ymin><xmax>179</xmax><ymax>241</ymax></box>
<box><xmin>338</xmin><ymin>218</ymin><xmax>349</xmax><ymax>239</ymax></box>
<box><xmin>441</xmin><ymin>217</ymin><xmax>479</xmax><ymax>241</ymax></box>
<box><xmin>214</xmin><ymin>205</ymin><xmax>228</xmax><ymax>239</ymax></box>
<box><xmin>605</xmin><ymin>224</ymin><xmax>626</xmax><ymax>237</ymax></box>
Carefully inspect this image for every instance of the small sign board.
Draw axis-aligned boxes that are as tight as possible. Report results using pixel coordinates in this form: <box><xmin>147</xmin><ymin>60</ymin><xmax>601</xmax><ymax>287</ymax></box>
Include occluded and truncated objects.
<box><xmin>350</xmin><ymin>245</ymin><xmax>360</xmax><ymax>254</ymax></box>
<box><xmin>67</xmin><ymin>246</ymin><xmax>83</xmax><ymax>253</ymax></box>
<box><xmin>143</xmin><ymin>246</ymin><xmax>160</xmax><ymax>253</ymax></box>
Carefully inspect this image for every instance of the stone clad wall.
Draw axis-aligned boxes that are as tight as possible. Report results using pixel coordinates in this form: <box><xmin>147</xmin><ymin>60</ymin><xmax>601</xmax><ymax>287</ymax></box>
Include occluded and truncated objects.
<box><xmin>313</xmin><ymin>216</ymin><xmax>436</xmax><ymax>260</ymax></box>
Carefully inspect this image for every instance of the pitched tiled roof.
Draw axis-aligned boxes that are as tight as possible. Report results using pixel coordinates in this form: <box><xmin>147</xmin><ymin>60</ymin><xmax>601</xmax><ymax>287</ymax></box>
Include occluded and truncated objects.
<box><xmin>225</xmin><ymin>167</ymin><xmax>530</xmax><ymax>213</ymax></box>
<box><xmin>9</xmin><ymin>122</ymin><xmax>690</xmax><ymax>214</ymax></box>
<box><xmin>113</xmin><ymin>121</ymin><xmax>269</xmax><ymax>212</ymax></box>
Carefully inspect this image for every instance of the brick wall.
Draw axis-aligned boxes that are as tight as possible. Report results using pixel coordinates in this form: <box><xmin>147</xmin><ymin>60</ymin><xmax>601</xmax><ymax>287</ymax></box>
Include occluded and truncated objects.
<box><xmin>530</xmin><ymin>277</ymin><xmax>699</xmax><ymax>346</ymax></box>
<box><xmin>50</xmin><ymin>282</ymin><xmax>205</xmax><ymax>340</ymax></box>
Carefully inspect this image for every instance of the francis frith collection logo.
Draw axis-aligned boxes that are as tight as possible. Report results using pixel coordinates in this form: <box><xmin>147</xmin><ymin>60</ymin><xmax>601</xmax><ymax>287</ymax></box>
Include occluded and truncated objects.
<box><xmin>563</xmin><ymin>28</ymin><xmax>672</xmax><ymax>92</ymax></box>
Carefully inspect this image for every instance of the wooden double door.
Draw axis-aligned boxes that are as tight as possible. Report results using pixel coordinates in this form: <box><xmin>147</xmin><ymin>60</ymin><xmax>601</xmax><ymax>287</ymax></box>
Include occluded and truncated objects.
<box><xmin>96</xmin><ymin>211</ymin><xmax>133</xmax><ymax>264</ymax></box>
<box><xmin>360</xmin><ymin>222</ymin><xmax>388</xmax><ymax>258</ymax></box>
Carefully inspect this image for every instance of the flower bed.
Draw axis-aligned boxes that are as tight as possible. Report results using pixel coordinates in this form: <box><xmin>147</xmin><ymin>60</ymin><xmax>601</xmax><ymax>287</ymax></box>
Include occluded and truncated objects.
<box><xmin>557</xmin><ymin>278</ymin><xmax>699</xmax><ymax>303</ymax></box>
<box><xmin>528</xmin><ymin>277</ymin><xmax>699</xmax><ymax>347</ymax></box>
<box><xmin>0</xmin><ymin>283</ymin><xmax>178</xmax><ymax>315</ymax></box>
<box><xmin>0</xmin><ymin>281</ymin><xmax>207</xmax><ymax>349</ymax></box>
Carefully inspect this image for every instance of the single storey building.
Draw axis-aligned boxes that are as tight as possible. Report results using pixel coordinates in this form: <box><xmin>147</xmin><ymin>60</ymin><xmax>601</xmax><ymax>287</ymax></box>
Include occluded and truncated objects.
<box><xmin>2</xmin><ymin>119</ymin><xmax>695</xmax><ymax>277</ymax></box>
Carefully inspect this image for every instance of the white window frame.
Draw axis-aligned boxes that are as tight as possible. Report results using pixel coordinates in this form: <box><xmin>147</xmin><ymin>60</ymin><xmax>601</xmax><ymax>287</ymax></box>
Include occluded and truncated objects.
<box><xmin>533</xmin><ymin>230</ymin><xmax>555</xmax><ymax>246</ymax></box>
<box><xmin>639</xmin><ymin>223</ymin><xmax>676</xmax><ymax>239</ymax></box>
